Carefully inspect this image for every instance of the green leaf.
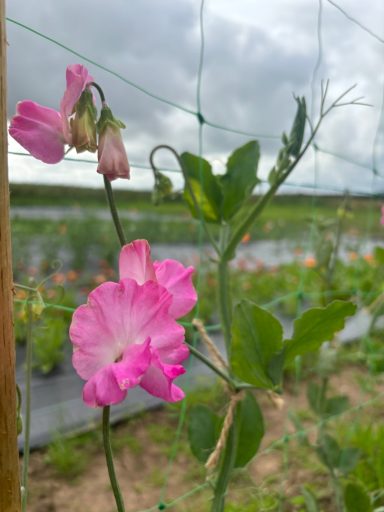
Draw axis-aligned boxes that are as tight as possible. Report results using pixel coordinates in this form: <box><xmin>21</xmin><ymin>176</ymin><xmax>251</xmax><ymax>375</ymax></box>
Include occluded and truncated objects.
<box><xmin>307</xmin><ymin>382</ymin><xmax>323</xmax><ymax>415</ymax></box>
<box><xmin>339</xmin><ymin>447</ymin><xmax>360</xmax><ymax>475</ymax></box>
<box><xmin>230</xmin><ymin>300</ymin><xmax>283</xmax><ymax>389</ymax></box>
<box><xmin>344</xmin><ymin>482</ymin><xmax>372</xmax><ymax>512</ymax></box>
<box><xmin>220</xmin><ymin>141</ymin><xmax>260</xmax><ymax>220</ymax></box>
<box><xmin>301</xmin><ymin>485</ymin><xmax>320</xmax><ymax>512</ymax></box>
<box><xmin>324</xmin><ymin>395</ymin><xmax>350</xmax><ymax>418</ymax></box>
<box><xmin>286</xmin><ymin>96</ymin><xmax>306</xmax><ymax>157</ymax></box>
<box><xmin>234</xmin><ymin>391</ymin><xmax>264</xmax><ymax>467</ymax></box>
<box><xmin>284</xmin><ymin>300</ymin><xmax>357</xmax><ymax>365</ymax></box>
<box><xmin>188</xmin><ymin>405</ymin><xmax>220</xmax><ymax>463</ymax></box>
<box><xmin>317</xmin><ymin>434</ymin><xmax>341</xmax><ymax>471</ymax></box>
<box><xmin>181</xmin><ymin>152</ymin><xmax>223</xmax><ymax>223</ymax></box>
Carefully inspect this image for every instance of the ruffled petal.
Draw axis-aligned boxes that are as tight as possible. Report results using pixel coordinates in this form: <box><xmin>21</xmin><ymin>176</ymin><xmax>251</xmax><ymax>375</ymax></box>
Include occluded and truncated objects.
<box><xmin>9</xmin><ymin>100</ymin><xmax>65</xmax><ymax>164</ymax></box>
<box><xmin>119</xmin><ymin>239</ymin><xmax>156</xmax><ymax>284</ymax></box>
<box><xmin>154</xmin><ymin>260</ymin><xmax>197</xmax><ymax>318</ymax></box>
<box><xmin>83</xmin><ymin>364</ymin><xmax>127</xmax><ymax>407</ymax></box>
<box><xmin>70</xmin><ymin>279</ymin><xmax>184</xmax><ymax>381</ymax></box>
<box><xmin>140</xmin><ymin>349</ymin><xmax>186</xmax><ymax>402</ymax></box>
<box><xmin>112</xmin><ymin>338</ymin><xmax>151</xmax><ymax>390</ymax></box>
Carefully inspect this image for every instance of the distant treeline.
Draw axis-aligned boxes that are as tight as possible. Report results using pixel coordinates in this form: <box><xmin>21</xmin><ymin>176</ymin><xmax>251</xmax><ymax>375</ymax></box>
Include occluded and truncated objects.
<box><xmin>9</xmin><ymin>183</ymin><xmax>382</xmax><ymax>210</ymax></box>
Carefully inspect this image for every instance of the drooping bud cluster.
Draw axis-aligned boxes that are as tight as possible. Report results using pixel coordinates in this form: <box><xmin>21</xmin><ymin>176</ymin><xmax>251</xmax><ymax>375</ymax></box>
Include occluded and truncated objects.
<box><xmin>9</xmin><ymin>64</ymin><xmax>130</xmax><ymax>181</ymax></box>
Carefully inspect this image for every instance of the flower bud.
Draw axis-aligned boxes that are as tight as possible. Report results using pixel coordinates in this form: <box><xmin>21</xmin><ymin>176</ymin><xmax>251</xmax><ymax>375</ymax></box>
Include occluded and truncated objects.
<box><xmin>97</xmin><ymin>106</ymin><xmax>130</xmax><ymax>181</ymax></box>
<box><xmin>70</xmin><ymin>89</ymin><xmax>97</xmax><ymax>153</ymax></box>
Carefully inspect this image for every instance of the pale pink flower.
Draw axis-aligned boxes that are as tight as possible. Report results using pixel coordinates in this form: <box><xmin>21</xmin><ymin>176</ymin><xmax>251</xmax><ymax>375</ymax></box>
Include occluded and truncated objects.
<box><xmin>9</xmin><ymin>64</ymin><xmax>93</xmax><ymax>162</ymax></box>
<box><xmin>70</xmin><ymin>240</ymin><xmax>197</xmax><ymax>407</ymax></box>
<box><xmin>119</xmin><ymin>239</ymin><xmax>197</xmax><ymax>318</ymax></box>
<box><xmin>97</xmin><ymin>106</ymin><xmax>130</xmax><ymax>181</ymax></box>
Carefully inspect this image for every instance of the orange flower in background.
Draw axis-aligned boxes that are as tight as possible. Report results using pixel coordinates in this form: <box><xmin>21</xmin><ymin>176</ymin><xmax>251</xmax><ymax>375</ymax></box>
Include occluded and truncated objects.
<box><xmin>66</xmin><ymin>270</ymin><xmax>79</xmax><ymax>282</ymax></box>
<box><xmin>304</xmin><ymin>256</ymin><xmax>317</xmax><ymax>268</ymax></box>
<box><xmin>348</xmin><ymin>251</ymin><xmax>358</xmax><ymax>261</ymax></box>
<box><xmin>93</xmin><ymin>273</ymin><xmax>107</xmax><ymax>285</ymax></box>
<box><xmin>363</xmin><ymin>253</ymin><xmax>374</xmax><ymax>264</ymax></box>
<box><xmin>52</xmin><ymin>272</ymin><xmax>65</xmax><ymax>285</ymax></box>
<box><xmin>241</xmin><ymin>232</ymin><xmax>251</xmax><ymax>244</ymax></box>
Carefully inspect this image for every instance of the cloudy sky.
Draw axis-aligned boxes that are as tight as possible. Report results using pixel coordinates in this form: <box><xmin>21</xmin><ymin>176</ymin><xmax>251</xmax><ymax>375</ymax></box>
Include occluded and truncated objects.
<box><xmin>6</xmin><ymin>0</ymin><xmax>384</xmax><ymax>194</ymax></box>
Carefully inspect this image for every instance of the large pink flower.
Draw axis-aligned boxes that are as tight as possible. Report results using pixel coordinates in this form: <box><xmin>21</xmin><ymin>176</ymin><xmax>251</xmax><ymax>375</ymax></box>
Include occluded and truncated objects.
<box><xmin>119</xmin><ymin>239</ymin><xmax>197</xmax><ymax>318</ymax></box>
<box><xmin>9</xmin><ymin>64</ymin><xmax>93</xmax><ymax>163</ymax></box>
<box><xmin>70</xmin><ymin>240</ymin><xmax>197</xmax><ymax>407</ymax></box>
<box><xmin>70</xmin><ymin>279</ymin><xmax>188</xmax><ymax>407</ymax></box>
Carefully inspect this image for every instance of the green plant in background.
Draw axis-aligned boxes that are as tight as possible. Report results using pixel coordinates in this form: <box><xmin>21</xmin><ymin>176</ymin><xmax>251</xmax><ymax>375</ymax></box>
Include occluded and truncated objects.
<box><xmin>32</xmin><ymin>315</ymin><xmax>66</xmax><ymax>374</ymax></box>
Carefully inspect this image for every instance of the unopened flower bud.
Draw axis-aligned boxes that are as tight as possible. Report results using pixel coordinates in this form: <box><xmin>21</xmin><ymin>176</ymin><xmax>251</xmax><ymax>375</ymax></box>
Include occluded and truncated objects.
<box><xmin>97</xmin><ymin>106</ymin><xmax>130</xmax><ymax>181</ymax></box>
<box><xmin>71</xmin><ymin>89</ymin><xmax>97</xmax><ymax>153</ymax></box>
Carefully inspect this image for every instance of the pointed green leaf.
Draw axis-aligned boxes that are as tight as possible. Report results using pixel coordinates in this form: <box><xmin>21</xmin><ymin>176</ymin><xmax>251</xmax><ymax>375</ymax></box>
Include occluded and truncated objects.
<box><xmin>188</xmin><ymin>404</ymin><xmax>221</xmax><ymax>463</ymax></box>
<box><xmin>317</xmin><ymin>434</ymin><xmax>341</xmax><ymax>471</ymax></box>
<box><xmin>339</xmin><ymin>447</ymin><xmax>360</xmax><ymax>475</ymax></box>
<box><xmin>230</xmin><ymin>300</ymin><xmax>283</xmax><ymax>389</ymax></box>
<box><xmin>287</xmin><ymin>96</ymin><xmax>306</xmax><ymax>157</ymax></box>
<box><xmin>284</xmin><ymin>301</ymin><xmax>357</xmax><ymax>364</ymax></box>
<box><xmin>181</xmin><ymin>152</ymin><xmax>223</xmax><ymax>223</ymax></box>
<box><xmin>307</xmin><ymin>382</ymin><xmax>323</xmax><ymax>415</ymax></box>
<box><xmin>324</xmin><ymin>395</ymin><xmax>350</xmax><ymax>418</ymax></box>
<box><xmin>234</xmin><ymin>391</ymin><xmax>264</xmax><ymax>467</ymax></box>
<box><xmin>220</xmin><ymin>141</ymin><xmax>260</xmax><ymax>220</ymax></box>
<box><xmin>301</xmin><ymin>485</ymin><xmax>320</xmax><ymax>512</ymax></box>
<box><xmin>344</xmin><ymin>482</ymin><xmax>372</xmax><ymax>512</ymax></box>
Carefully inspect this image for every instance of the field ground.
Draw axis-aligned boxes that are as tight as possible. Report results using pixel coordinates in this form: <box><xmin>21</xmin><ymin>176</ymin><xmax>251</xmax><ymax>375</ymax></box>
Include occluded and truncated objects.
<box><xmin>25</xmin><ymin>358</ymin><xmax>384</xmax><ymax>512</ymax></box>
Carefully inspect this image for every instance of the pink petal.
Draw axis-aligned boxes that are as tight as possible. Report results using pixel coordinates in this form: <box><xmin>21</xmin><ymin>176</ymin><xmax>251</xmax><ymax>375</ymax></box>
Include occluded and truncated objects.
<box><xmin>154</xmin><ymin>260</ymin><xmax>197</xmax><ymax>318</ymax></box>
<box><xmin>60</xmin><ymin>64</ymin><xmax>93</xmax><ymax>118</ymax></box>
<box><xmin>112</xmin><ymin>338</ymin><xmax>151</xmax><ymax>390</ymax></box>
<box><xmin>97</xmin><ymin>126</ymin><xmax>130</xmax><ymax>181</ymax></box>
<box><xmin>140</xmin><ymin>349</ymin><xmax>186</xmax><ymax>402</ymax></box>
<box><xmin>9</xmin><ymin>100</ymin><xmax>65</xmax><ymax>164</ymax></box>
<box><xmin>60</xmin><ymin>64</ymin><xmax>93</xmax><ymax>142</ymax></box>
<box><xmin>119</xmin><ymin>240</ymin><xmax>156</xmax><ymax>285</ymax></box>
<box><xmin>83</xmin><ymin>364</ymin><xmax>127</xmax><ymax>407</ymax></box>
<box><xmin>157</xmin><ymin>343</ymin><xmax>189</xmax><ymax>365</ymax></box>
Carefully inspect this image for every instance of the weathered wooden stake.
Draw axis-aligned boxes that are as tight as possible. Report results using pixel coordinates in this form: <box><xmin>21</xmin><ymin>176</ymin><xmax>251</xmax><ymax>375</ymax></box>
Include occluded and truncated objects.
<box><xmin>0</xmin><ymin>0</ymin><xmax>22</xmax><ymax>509</ymax></box>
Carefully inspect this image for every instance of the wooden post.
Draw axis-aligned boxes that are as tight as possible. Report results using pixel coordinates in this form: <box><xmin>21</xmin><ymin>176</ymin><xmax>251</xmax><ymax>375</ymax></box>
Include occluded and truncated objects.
<box><xmin>0</xmin><ymin>0</ymin><xmax>22</xmax><ymax>509</ymax></box>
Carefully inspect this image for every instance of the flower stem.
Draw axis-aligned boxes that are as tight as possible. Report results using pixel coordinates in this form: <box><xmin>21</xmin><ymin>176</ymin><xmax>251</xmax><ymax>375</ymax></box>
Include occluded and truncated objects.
<box><xmin>186</xmin><ymin>342</ymin><xmax>233</xmax><ymax>388</ymax></box>
<box><xmin>102</xmin><ymin>406</ymin><xmax>125</xmax><ymax>512</ymax></box>
<box><xmin>21</xmin><ymin>296</ymin><xmax>33</xmax><ymax>512</ymax></box>
<box><xmin>211</xmin><ymin>419</ymin><xmax>237</xmax><ymax>512</ymax></box>
<box><xmin>103</xmin><ymin>175</ymin><xmax>127</xmax><ymax>247</ymax></box>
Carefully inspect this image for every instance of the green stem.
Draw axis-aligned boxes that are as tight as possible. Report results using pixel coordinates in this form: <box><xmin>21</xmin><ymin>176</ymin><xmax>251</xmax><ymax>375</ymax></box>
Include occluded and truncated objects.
<box><xmin>211</xmin><ymin>417</ymin><xmax>238</xmax><ymax>512</ymax></box>
<box><xmin>186</xmin><ymin>342</ymin><xmax>233</xmax><ymax>387</ymax></box>
<box><xmin>103</xmin><ymin>176</ymin><xmax>127</xmax><ymax>247</ymax></box>
<box><xmin>21</xmin><ymin>297</ymin><xmax>33</xmax><ymax>512</ymax></box>
<box><xmin>102</xmin><ymin>406</ymin><xmax>125</xmax><ymax>512</ymax></box>
<box><xmin>218</xmin><ymin>259</ymin><xmax>232</xmax><ymax>356</ymax></box>
<box><xmin>149</xmin><ymin>144</ymin><xmax>220</xmax><ymax>255</ymax></box>
<box><xmin>223</xmin><ymin>119</ymin><xmax>323</xmax><ymax>262</ymax></box>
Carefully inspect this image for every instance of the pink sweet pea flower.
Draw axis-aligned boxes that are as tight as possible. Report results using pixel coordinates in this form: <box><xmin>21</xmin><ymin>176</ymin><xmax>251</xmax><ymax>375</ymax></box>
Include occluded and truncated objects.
<box><xmin>119</xmin><ymin>239</ymin><xmax>197</xmax><ymax>318</ymax></box>
<box><xmin>97</xmin><ymin>106</ymin><xmax>130</xmax><ymax>181</ymax></box>
<box><xmin>70</xmin><ymin>240</ymin><xmax>196</xmax><ymax>407</ymax></box>
<box><xmin>70</xmin><ymin>279</ymin><xmax>188</xmax><ymax>407</ymax></box>
<box><xmin>9</xmin><ymin>100</ymin><xmax>67</xmax><ymax>164</ymax></box>
<box><xmin>9</xmin><ymin>64</ymin><xmax>93</xmax><ymax>162</ymax></box>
